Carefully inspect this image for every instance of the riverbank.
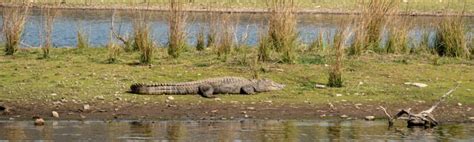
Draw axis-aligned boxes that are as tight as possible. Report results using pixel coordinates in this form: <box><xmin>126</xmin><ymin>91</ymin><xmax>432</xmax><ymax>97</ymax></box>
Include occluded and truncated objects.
<box><xmin>1</xmin><ymin>2</ymin><xmax>473</xmax><ymax>17</ymax></box>
<box><xmin>0</xmin><ymin>47</ymin><xmax>473</xmax><ymax>122</ymax></box>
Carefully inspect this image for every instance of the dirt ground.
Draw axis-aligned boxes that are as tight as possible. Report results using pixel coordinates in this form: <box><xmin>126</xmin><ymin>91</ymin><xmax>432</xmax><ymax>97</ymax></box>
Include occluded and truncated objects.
<box><xmin>1</xmin><ymin>100</ymin><xmax>473</xmax><ymax>124</ymax></box>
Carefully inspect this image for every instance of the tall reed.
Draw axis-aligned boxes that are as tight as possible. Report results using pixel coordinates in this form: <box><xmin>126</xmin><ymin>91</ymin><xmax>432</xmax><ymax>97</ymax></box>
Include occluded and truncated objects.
<box><xmin>435</xmin><ymin>17</ymin><xmax>470</xmax><ymax>58</ymax></box>
<box><xmin>350</xmin><ymin>0</ymin><xmax>399</xmax><ymax>55</ymax></box>
<box><xmin>76</xmin><ymin>27</ymin><xmax>89</xmax><ymax>49</ymax></box>
<box><xmin>216</xmin><ymin>14</ymin><xmax>234</xmax><ymax>59</ymax></box>
<box><xmin>386</xmin><ymin>20</ymin><xmax>410</xmax><ymax>54</ymax></box>
<box><xmin>2</xmin><ymin>6</ymin><xmax>29</xmax><ymax>55</ymax></box>
<box><xmin>328</xmin><ymin>29</ymin><xmax>346</xmax><ymax>88</ymax></box>
<box><xmin>258</xmin><ymin>30</ymin><xmax>271</xmax><ymax>62</ymax></box>
<box><xmin>41</xmin><ymin>8</ymin><xmax>57</xmax><ymax>58</ymax></box>
<box><xmin>195</xmin><ymin>29</ymin><xmax>206</xmax><ymax>51</ymax></box>
<box><xmin>133</xmin><ymin>13</ymin><xmax>154</xmax><ymax>64</ymax></box>
<box><xmin>168</xmin><ymin>0</ymin><xmax>187</xmax><ymax>58</ymax></box>
<box><xmin>205</xmin><ymin>6</ymin><xmax>218</xmax><ymax>48</ymax></box>
<box><xmin>309</xmin><ymin>30</ymin><xmax>326</xmax><ymax>52</ymax></box>
<box><xmin>107</xmin><ymin>10</ymin><xmax>121</xmax><ymax>63</ymax></box>
<box><xmin>268</xmin><ymin>0</ymin><xmax>298</xmax><ymax>63</ymax></box>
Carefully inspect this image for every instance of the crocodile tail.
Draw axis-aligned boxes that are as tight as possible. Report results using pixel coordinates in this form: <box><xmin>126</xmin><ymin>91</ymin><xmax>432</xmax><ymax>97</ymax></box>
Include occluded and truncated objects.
<box><xmin>130</xmin><ymin>83</ymin><xmax>146</xmax><ymax>94</ymax></box>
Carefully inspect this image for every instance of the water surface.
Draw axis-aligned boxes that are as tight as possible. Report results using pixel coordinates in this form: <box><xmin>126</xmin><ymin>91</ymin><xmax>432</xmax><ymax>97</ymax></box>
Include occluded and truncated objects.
<box><xmin>0</xmin><ymin>9</ymin><xmax>473</xmax><ymax>48</ymax></box>
<box><xmin>0</xmin><ymin>120</ymin><xmax>473</xmax><ymax>141</ymax></box>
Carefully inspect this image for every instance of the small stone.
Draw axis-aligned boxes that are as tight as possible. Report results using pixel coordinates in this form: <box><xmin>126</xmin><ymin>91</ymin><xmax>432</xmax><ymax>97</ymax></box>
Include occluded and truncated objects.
<box><xmin>95</xmin><ymin>96</ymin><xmax>105</xmax><ymax>100</ymax></box>
<box><xmin>365</xmin><ymin>116</ymin><xmax>375</xmax><ymax>121</ymax></box>
<box><xmin>315</xmin><ymin>84</ymin><xmax>326</xmax><ymax>89</ymax></box>
<box><xmin>34</xmin><ymin>117</ymin><xmax>45</xmax><ymax>126</ymax></box>
<box><xmin>50</xmin><ymin>93</ymin><xmax>57</xmax><ymax>96</ymax></box>
<box><xmin>244</xmin><ymin>114</ymin><xmax>249</xmax><ymax>118</ymax></box>
<box><xmin>214</xmin><ymin>98</ymin><xmax>222</xmax><ymax>101</ymax></box>
<box><xmin>246</xmin><ymin>107</ymin><xmax>255</xmax><ymax>110</ymax></box>
<box><xmin>264</xmin><ymin>100</ymin><xmax>272</xmax><ymax>103</ymax></box>
<box><xmin>167</xmin><ymin>96</ymin><xmax>175</xmax><ymax>100</ymax></box>
<box><xmin>458</xmin><ymin>103</ymin><xmax>463</xmax><ymax>107</ymax></box>
<box><xmin>335</xmin><ymin>94</ymin><xmax>343</xmax><ymax>97</ymax></box>
<box><xmin>211</xmin><ymin>110</ymin><xmax>218</xmax><ymax>113</ymax></box>
<box><xmin>340</xmin><ymin>115</ymin><xmax>348</xmax><ymax>118</ymax></box>
<box><xmin>83</xmin><ymin>104</ymin><xmax>90</xmax><ymax>110</ymax></box>
<box><xmin>404</xmin><ymin>82</ymin><xmax>428</xmax><ymax>88</ymax></box>
<box><xmin>469</xmin><ymin>117</ymin><xmax>474</xmax><ymax>120</ymax></box>
<box><xmin>52</xmin><ymin>111</ymin><xmax>59</xmax><ymax>118</ymax></box>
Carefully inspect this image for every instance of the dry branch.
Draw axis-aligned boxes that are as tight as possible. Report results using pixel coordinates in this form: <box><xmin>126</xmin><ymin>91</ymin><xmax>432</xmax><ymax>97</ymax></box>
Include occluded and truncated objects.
<box><xmin>380</xmin><ymin>84</ymin><xmax>460</xmax><ymax>127</ymax></box>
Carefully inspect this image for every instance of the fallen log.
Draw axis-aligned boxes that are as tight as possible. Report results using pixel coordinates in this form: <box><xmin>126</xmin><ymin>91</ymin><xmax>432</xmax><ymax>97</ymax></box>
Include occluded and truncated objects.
<box><xmin>380</xmin><ymin>84</ymin><xmax>460</xmax><ymax>127</ymax></box>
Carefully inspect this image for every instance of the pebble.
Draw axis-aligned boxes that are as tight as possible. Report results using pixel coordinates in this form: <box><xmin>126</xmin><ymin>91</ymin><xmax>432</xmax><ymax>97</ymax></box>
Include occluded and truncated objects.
<box><xmin>167</xmin><ymin>96</ymin><xmax>175</xmax><ymax>101</ymax></box>
<box><xmin>95</xmin><ymin>96</ymin><xmax>105</xmax><ymax>100</ymax></box>
<box><xmin>335</xmin><ymin>94</ymin><xmax>343</xmax><ymax>97</ymax></box>
<box><xmin>52</xmin><ymin>111</ymin><xmax>59</xmax><ymax>118</ymax></box>
<box><xmin>458</xmin><ymin>103</ymin><xmax>463</xmax><ymax>107</ymax></box>
<box><xmin>340</xmin><ymin>115</ymin><xmax>348</xmax><ymax>118</ymax></box>
<box><xmin>404</xmin><ymin>82</ymin><xmax>428</xmax><ymax>88</ymax></box>
<box><xmin>315</xmin><ymin>84</ymin><xmax>327</xmax><ymax>89</ymax></box>
<box><xmin>365</xmin><ymin>116</ymin><xmax>375</xmax><ymax>121</ymax></box>
<box><xmin>246</xmin><ymin>107</ymin><xmax>255</xmax><ymax>110</ymax></box>
<box><xmin>83</xmin><ymin>104</ymin><xmax>90</xmax><ymax>110</ymax></box>
<box><xmin>34</xmin><ymin>117</ymin><xmax>45</xmax><ymax>126</ymax></box>
<box><xmin>469</xmin><ymin>117</ymin><xmax>474</xmax><ymax>120</ymax></box>
<box><xmin>214</xmin><ymin>98</ymin><xmax>222</xmax><ymax>101</ymax></box>
<box><xmin>50</xmin><ymin>93</ymin><xmax>57</xmax><ymax>96</ymax></box>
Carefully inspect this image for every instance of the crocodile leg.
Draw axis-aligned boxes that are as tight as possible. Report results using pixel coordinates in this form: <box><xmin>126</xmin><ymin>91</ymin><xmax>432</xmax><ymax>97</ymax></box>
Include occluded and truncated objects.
<box><xmin>241</xmin><ymin>85</ymin><xmax>256</xmax><ymax>95</ymax></box>
<box><xmin>198</xmin><ymin>84</ymin><xmax>215</xmax><ymax>98</ymax></box>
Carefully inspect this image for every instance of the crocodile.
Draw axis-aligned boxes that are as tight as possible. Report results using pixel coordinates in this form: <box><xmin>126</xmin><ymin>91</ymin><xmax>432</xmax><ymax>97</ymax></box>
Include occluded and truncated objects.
<box><xmin>130</xmin><ymin>77</ymin><xmax>285</xmax><ymax>98</ymax></box>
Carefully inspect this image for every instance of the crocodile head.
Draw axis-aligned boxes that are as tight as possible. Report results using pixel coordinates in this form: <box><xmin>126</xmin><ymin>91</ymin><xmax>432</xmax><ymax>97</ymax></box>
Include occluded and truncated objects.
<box><xmin>254</xmin><ymin>79</ymin><xmax>285</xmax><ymax>92</ymax></box>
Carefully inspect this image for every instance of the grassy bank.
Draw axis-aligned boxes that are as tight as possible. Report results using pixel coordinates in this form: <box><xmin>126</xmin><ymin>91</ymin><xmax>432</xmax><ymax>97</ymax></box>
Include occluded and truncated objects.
<box><xmin>1</xmin><ymin>47</ymin><xmax>473</xmax><ymax>106</ymax></box>
<box><xmin>4</xmin><ymin>0</ymin><xmax>474</xmax><ymax>13</ymax></box>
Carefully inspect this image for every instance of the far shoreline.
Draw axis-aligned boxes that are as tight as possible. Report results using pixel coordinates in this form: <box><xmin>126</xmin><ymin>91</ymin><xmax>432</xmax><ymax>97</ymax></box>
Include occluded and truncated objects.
<box><xmin>1</xmin><ymin>3</ymin><xmax>473</xmax><ymax>17</ymax></box>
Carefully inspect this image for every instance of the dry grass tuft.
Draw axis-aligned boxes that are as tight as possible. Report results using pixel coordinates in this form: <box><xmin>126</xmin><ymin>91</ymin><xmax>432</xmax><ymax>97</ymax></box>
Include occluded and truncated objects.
<box><xmin>133</xmin><ymin>12</ymin><xmax>154</xmax><ymax>64</ymax></box>
<box><xmin>41</xmin><ymin>7</ymin><xmax>58</xmax><ymax>58</ymax></box>
<box><xmin>267</xmin><ymin>0</ymin><xmax>298</xmax><ymax>63</ymax></box>
<box><xmin>168</xmin><ymin>0</ymin><xmax>187</xmax><ymax>58</ymax></box>
<box><xmin>2</xmin><ymin>6</ymin><xmax>29</xmax><ymax>55</ymax></box>
<box><xmin>350</xmin><ymin>0</ymin><xmax>399</xmax><ymax>55</ymax></box>
<box><xmin>435</xmin><ymin>16</ymin><xmax>470</xmax><ymax>58</ymax></box>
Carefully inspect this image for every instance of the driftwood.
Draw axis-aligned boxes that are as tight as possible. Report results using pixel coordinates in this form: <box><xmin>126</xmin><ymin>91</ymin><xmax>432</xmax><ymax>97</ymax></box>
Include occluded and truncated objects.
<box><xmin>380</xmin><ymin>84</ymin><xmax>460</xmax><ymax>127</ymax></box>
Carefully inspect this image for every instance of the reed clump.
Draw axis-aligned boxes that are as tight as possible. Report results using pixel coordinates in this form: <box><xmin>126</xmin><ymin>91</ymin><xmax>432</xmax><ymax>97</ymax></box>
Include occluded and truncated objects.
<box><xmin>195</xmin><ymin>29</ymin><xmax>206</xmax><ymax>51</ymax></box>
<box><xmin>133</xmin><ymin>13</ymin><xmax>154</xmax><ymax>64</ymax></box>
<box><xmin>258</xmin><ymin>31</ymin><xmax>272</xmax><ymax>62</ymax></box>
<box><xmin>216</xmin><ymin>14</ymin><xmax>234</xmax><ymax>59</ymax></box>
<box><xmin>350</xmin><ymin>0</ymin><xmax>399</xmax><ymax>55</ymax></box>
<box><xmin>386</xmin><ymin>20</ymin><xmax>410</xmax><ymax>54</ymax></box>
<box><xmin>41</xmin><ymin>7</ymin><xmax>58</xmax><ymax>58</ymax></box>
<box><xmin>268</xmin><ymin>0</ymin><xmax>298</xmax><ymax>63</ymax></box>
<box><xmin>2</xmin><ymin>6</ymin><xmax>29</xmax><ymax>55</ymax></box>
<box><xmin>309</xmin><ymin>30</ymin><xmax>326</xmax><ymax>53</ymax></box>
<box><xmin>168</xmin><ymin>0</ymin><xmax>187</xmax><ymax>58</ymax></box>
<box><xmin>328</xmin><ymin>29</ymin><xmax>346</xmax><ymax>88</ymax></box>
<box><xmin>435</xmin><ymin>17</ymin><xmax>470</xmax><ymax>58</ymax></box>
<box><xmin>76</xmin><ymin>28</ymin><xmax>89</xmax><ymax>49</ymax></box>
<box><xmin>107</xmin><ymin>10</ymin><xmax>121</xmax><ymax>63</ymax></box>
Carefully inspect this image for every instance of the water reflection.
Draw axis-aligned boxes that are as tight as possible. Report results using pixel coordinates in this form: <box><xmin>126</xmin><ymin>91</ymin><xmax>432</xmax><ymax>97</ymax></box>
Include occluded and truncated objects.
<box><xmin>0</xmin><ymin>120</ymin><xmax>473</xmax><ymax>141</ymax></box>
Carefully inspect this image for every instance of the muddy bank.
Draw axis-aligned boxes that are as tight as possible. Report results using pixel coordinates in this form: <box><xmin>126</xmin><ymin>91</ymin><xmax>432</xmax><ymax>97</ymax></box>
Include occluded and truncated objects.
<box><xmin>1</xmin><ymin>3</ymin><xmax>473</xmax><ymax>17</ymax></box>
<box><xmin>1</xmin><ymin>101</ymin><xmax>473</xmax><ymax>123</ymax></box>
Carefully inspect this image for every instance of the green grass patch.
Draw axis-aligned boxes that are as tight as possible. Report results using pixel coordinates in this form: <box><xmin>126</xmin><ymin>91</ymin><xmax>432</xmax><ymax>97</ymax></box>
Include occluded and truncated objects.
<box><xmin>0</xmin><ymin>47</ymin><xmax>473</xmax><ymax>106</ymax></box>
